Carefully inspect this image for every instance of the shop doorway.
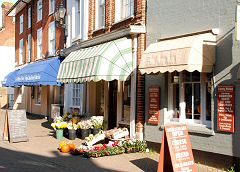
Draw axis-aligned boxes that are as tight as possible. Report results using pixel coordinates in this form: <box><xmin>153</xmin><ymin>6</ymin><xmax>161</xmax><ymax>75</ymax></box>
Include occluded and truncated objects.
<box><xmin>108</xmin><ymin>80</ymin><xmax>118</xmax><ymax>129</ymax></box>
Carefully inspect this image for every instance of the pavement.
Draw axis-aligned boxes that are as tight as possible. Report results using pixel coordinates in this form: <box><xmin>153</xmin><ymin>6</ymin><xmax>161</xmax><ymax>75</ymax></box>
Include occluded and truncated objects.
<box><xmin>0</xmin><ymin>109</ymin><xmax>159</xmax><ymax>172</ymax></box>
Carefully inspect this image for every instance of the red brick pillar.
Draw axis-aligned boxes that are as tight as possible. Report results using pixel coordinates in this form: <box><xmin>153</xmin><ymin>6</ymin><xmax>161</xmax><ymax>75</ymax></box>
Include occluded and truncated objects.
<box><xmin>88</xmin><ymin>0</ymin><xmax>95</xmax><ymax>38</ymax></box>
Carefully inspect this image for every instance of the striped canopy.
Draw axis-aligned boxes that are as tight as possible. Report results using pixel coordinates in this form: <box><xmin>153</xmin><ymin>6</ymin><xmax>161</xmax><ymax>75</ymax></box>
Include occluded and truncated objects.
<box><xmin>57</xmin><ymin>37</ymin><xmax>134</xmax><ymax>83</ymax></box>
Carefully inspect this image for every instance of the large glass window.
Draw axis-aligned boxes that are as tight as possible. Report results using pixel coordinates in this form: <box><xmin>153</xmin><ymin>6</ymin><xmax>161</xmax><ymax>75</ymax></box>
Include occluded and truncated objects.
<box><xmin>48</xmin><ymin>22</ymin><xmax>56</xmax><ymax>55</ymax></box>
<box><xmin>96</xmin><ymin>0</ymin><xmax>105</xmax><ymax>29</ymax></box>
<box><xmin>169</xmin><ymin>71</ymin><xmax>212</xmax><ymax>126</ymax></box>
<box><xmin>37</xmin><ymin>0</ymin><xmax>42</xmax><ymax>21</ymax></box>
<box><xmin>20</xmin><ymin>14</ymin><xmax>23</xmax><ymax>34</ymax></box>
<box><xmin>35</xmin><ymin>86</ymin><xmax>42</xmax><ymax>104</ymax></box>
<box><xmin>37</xmin><ymin>28</ymin><xmax>42</xmax><ymax>59</ymax></box>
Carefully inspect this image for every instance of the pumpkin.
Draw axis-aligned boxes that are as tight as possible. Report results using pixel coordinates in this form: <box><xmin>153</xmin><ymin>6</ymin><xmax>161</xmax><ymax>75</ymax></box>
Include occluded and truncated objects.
<box><xmin>61</xmin><ymin>144</ymin><xmax>70</xmax><ymax>153</ymax></box>
<box><xmin>59</xmin><ymin>141</ymin><xmax>67</xmax><ymax>149</ymax></box>
<box><xmin>68</xmin><ymin>143</ymin><xmax>76</xmax><ymax>151</ymax></box>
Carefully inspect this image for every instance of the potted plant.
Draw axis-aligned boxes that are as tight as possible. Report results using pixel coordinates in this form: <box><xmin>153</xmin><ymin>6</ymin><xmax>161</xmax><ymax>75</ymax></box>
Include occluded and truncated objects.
<box><xmin>67</xmin><ymin>123</ymin><xmax>79</xmax><ymax>140</ymax></box>
<box><xmin>91</xmin><ymin>116</ymin><xmax>103</xmax><ymax>135</ymax></box>
<box><xmin>78</xmin><ymin>119</ymin><xmax>92</xmax><ymax>139</ymax></box>
<box><xmin>51</xmin><ymin>121</ymin><xmax>68</xmax><ymax>140</ymax></box>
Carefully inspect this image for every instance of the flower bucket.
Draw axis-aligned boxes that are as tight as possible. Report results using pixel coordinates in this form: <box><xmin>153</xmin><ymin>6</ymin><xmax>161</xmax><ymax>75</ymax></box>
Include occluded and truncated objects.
<box><xmin>92</xmin><ymin>128</ymin><xmax>100</xmax><ymax>135</ymax></box>
<box><xmin>81</xmin><ymin>129</ymin><xmax>91</xmax><ymax>139</ymax></box>
<box><xmin>68</xmin><ymin>129</ymin><xmax>76</xmax><ymax>140</ymax></box>
<box><xmin>56</xmin><ymin>129</ymin><xmax>64</xmax><ymax>140</ymax></box>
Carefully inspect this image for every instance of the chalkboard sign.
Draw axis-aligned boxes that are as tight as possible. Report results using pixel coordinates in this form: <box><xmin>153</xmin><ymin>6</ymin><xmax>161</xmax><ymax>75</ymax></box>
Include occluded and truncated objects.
<box><xmin>2</xmin><ymin>110</ymin><xmax>28</xmax><ymax>143</ymax></box>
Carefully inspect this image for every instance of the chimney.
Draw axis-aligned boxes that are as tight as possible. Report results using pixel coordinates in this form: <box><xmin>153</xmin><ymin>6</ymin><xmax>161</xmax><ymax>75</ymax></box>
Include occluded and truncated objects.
<box><xmin>1</xmin><ymin>2</ymin><xmax>14</xmax><ymax>28</ymax></box>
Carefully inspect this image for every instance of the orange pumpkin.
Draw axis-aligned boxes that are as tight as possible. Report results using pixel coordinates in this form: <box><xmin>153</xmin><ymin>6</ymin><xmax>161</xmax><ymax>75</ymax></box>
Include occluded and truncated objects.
<box><xmin>68</xmin><ymin>143</ymin><xmax>76</xmax><ymax>151</ymax></box>
<box><xmin>59</xmin><ymin>141</ymin><xmax>67</xmax><ymax>149</ymax></box>
<box><xmin>61</xmin><ymin>144</ymin><xmax>70</xmax><ymax>153</ymax></box>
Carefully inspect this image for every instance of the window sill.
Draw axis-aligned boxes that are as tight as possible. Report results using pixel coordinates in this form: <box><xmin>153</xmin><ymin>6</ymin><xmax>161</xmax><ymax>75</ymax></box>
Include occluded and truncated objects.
<box><xmin>113</xmin><ymin>15</ymin><xmax>134</xmax><ymax>25</ymax></box>
<box><xmin>34</xmin><ymin>104</ymin><xmax>41</xmax><ymax>106</ymax></box>
<box><xmin>93</xmin><ymin>26</ymin><xmax>106</xmax><ymax>32</ymax></box>
<box><xmin>118</xmin><ymin>120</ymin><xmax>130</xmax><ymax>126</ymax></box>
<box><xmin>159</xmin><ymin>122</ymin><xmax>215</xmax><ymax>136</ymax></box>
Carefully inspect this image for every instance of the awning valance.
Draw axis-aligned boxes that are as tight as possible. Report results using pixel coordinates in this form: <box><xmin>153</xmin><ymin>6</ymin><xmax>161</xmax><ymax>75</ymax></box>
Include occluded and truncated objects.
<box><xmin>15</xmin><ymin>57</ymin><xmax>62</xmax><ymax>86</ymax></box>
<box><xmin>57</xmin><ymin>37</ymin><xmax>134</xmax><ymax>83</ymax></box>
<box><xmin>139</xmin><ymin>33</ymin><xmax>216</xmax><ymax>74</ymax></box>
<box><xmin>2</xmin><ymin>69</ymin><xmax>19</xmax><ymax>87</ymax></box>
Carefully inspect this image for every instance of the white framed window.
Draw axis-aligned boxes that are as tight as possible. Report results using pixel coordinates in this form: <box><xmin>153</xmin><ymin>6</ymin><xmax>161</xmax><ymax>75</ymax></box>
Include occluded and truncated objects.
<box><xmin>19</xmin><ymin>39</ymin><xmax>24</xmax><ymax>65</ymax></box>
<box><xmin>37</xmin><ymin>28</ymin><xmax>42</xmax><ymax>59</ymax></box>
<box><xmin>49</xmin><ymin>0</ymin><xmax>55</xmax><ymax>15</ymax></box>
<box><xmin>168</xmin><ymin>71</ymin><xmax>212</xmax><ymax>128</ymax></box>
<box><xmin>35</xmin><ymin>86</ymin><xmax>42</xmax><ymax>104</ymax></box>
<box><xmin>28</xmin><ymin>34</ymin><xmax>32</xmax><ymax>62</ymax></box>
<box><xmin>95</xmin><ymin>0</ymin><xmax>105</xmax><ymax>29</ymax></box>
<box><xmin>72</xmin><ymin>84</ymin><xmax>83</xmax><ymax>107</ymax></box>
<box><xmin>28</xmin><ymin>7</ymin><xmax>31</xmax><ymax>28</ymax></box>
<box><xmin>48</xmin><ymin>22</ymin><xmax>56</xmax><ymax>56</ymax></box>
<box><xmin>115</xmin><ymin>0</ymin><xmax>134</xmax><ymax>22</ymax></box>
<box><xmin>37</xmin><ymin>0</ymin><xmax>42</xmax><ymax>21</ymax></box>
<box><xmin>20</xmin><ymin>14</ymin><xmax>23</xmax><ymax>34</ymax></box>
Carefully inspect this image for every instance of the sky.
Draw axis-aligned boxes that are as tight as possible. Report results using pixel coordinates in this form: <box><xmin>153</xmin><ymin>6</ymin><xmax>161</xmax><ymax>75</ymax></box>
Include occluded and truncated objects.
<box><xmin>0</xmin><ymin>0</ymin><xmax>17</xmax><ymax>27</ymax></box>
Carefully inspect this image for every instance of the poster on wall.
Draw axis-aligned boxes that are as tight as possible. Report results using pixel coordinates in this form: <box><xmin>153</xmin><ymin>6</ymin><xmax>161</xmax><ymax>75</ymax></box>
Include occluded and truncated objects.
<box><xmin>158</xmin><ymin>125</ymin><xmax>197</xmax><ymax>172</ymax></box>
<box><xmin>217</xmin><ymin>85</ymin><xmax>235</xmax><ymax>133</ymax></box>
<box><xmin>147</xmin><ymin>86</ymin><xmax>160</xmax><ymax>125</ymax></box>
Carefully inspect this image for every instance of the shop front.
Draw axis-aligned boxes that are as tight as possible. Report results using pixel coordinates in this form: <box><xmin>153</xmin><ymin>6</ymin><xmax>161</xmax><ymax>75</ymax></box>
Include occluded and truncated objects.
<box><xmin>139</xmin><ymin>32</ymin><xmax>217</xmax><ymax>142</ymax></box>
<box><xmin>6</xmin><ymin>57</ymin><xmax>64</xmax><ymax>118</ymax></box>
<box><xmin>58</xmin><ymin>37</ymin><xmax>137</xmax><ymax>137</ymax></box>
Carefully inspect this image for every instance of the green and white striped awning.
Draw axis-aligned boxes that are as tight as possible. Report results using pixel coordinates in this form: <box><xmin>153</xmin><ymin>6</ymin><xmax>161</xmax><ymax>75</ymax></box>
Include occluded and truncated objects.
<box><xmin>57</xmin><ymin>37</ymin><xmax>134</xmax><ymax>83</ymax></box>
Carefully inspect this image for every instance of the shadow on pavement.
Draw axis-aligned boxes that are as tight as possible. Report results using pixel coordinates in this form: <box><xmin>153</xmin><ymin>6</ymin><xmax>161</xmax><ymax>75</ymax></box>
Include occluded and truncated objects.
<box><xmin>0</xmin><ymin>146</ymin><xmax>120</xmax><ymax>172</ymax></box>
<box><xmin>130</xmin><ymin>158</ymin><xmax>158</xmax><ymax>172</ymax></box>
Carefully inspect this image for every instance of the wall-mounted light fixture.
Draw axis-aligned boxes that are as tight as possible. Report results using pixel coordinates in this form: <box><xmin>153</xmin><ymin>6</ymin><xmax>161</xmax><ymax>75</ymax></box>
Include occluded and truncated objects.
<box><xmin>54</xmin><ymin>1</ymin><xmax>66</xmax><ymax>27</ymax></box>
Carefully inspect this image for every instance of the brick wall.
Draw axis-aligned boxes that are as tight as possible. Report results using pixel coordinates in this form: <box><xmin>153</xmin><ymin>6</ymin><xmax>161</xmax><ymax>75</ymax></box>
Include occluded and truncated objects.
<box><xmin>15</xmin><ymin>0</ymin><xmax>65</xmax><ymax>65</ymax></box>
<box><xmin>0</xmin><ymin>2</ymin><xmax>15</xmax><ymax>47</ymax></box>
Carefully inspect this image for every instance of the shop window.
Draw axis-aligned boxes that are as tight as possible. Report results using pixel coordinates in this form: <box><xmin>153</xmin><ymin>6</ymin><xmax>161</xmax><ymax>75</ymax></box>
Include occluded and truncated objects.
<box><xmin>169</xmin><ymin>71</ymin><xmax>212</xmax><ymax>126</ymax></box>
<box><xmin>122</xmin><ymin>78</ymin><xmax>131</xmax><ymax>122</ymax></box>
<box><xmin>72</xmin><ymin>84</ymin><xmax>82</xmax><ymax>107</ymax></box>
<box><xmin>35</xmin><ymin>86</ymin><xmax>42</xmax><ymax>104</ymax></box>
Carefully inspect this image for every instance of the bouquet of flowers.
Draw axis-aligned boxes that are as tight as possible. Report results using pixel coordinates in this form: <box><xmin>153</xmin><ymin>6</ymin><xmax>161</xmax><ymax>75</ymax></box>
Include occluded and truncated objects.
<box><xmin>51</xmin><ymin>121</ymin><xmax>68</xmax><ymax>130</ymax></box>
<box><xmin>91</xmin><ymin>116</ymin><xmax>104</xmax><ymax>129</ymax></box>
<box><xmin>78</xmin><ymin>119</ymin><xmax>93</xmax><ymax>130</ymax></box>
<box><xmin>67</xmin><ymin>123</ymin><xmax>80</xmax><ymax>130</ymax></box>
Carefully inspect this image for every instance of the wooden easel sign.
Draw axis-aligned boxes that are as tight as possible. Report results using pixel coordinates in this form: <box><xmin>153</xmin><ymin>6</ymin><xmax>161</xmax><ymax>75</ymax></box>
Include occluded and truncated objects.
<box><xmin>158</xmin><ymin>125</ymin><xmax>197</xmax><ymax>172</ymax></box>
<box><xmin>2</xmin><ymin>110</ymin><xmax>28</xmax><ymax>143</ymax></box>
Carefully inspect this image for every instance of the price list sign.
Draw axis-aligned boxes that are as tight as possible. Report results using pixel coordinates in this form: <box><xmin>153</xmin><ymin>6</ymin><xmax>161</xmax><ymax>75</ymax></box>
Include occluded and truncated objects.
<box><xmin>148</xmin><ymin>87</ymin><xmax>160</xmax><ymax>125</ymax></box>
<box><xmin>217</xmin><ymin>85</ymin><xmax>235</xmax><ymax>133</ymax></box>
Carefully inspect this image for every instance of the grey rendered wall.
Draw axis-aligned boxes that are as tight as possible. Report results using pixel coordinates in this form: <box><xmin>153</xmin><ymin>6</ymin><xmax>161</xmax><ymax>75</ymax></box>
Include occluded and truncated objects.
<box><xmin>146</xmin><ymin>0</ymin><xmax>240</xmax><ymax>157</ymax></box>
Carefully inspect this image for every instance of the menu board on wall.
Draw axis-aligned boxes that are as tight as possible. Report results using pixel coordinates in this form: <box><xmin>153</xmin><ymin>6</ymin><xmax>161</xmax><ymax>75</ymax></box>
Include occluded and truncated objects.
<box><xmin>158</xmin><ymin>125</ymin><xmax>197</xmax><ymax>172</ymax></box>
<box><xmin>147</xmin><ymin>87</ymin><xmax>160</xmax><ymax>125</ymax></box>
<box><xmin>217</xmin><ymin>85</ymin><xmax>235</xmax><ymax>133</ymax></box>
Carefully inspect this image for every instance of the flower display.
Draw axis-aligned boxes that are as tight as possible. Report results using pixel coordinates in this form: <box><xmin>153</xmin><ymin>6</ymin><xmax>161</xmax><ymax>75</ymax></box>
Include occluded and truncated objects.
<box><xmin>67</xmin><ymin>123</ymin><xmax>80</xmax><ymax>130</ymax></box>
<box><xmin>77</xmin><ymin>119</ymin><xmax>93</xmax><ymax>130</ymax></box>
<box><xmin>51</xmin><ymin>121</ymin><xmax>68</xmax><ymax>130</ymax></box>
<box><xmin>91</xmin><ymin>116</ymin><xmax>103</xmax><ymax>129</ymax></box>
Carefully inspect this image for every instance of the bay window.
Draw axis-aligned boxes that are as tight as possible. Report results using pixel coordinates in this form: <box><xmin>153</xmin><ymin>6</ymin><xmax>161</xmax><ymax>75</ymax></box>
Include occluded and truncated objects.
<box><xmin>168</xmin><ymin>71</ymin><xmax>212</xmax><ymax>127</ymax></box>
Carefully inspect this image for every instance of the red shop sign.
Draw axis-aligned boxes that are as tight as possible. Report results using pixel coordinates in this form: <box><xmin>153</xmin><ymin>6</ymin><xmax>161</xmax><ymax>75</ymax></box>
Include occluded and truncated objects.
<box><xmin>217</xmin><ymin>85</ymin><xmax>235</xmax><ymax>133</ymax></box>
<box><xmin>147</xmin><ymin>86</ymin><xmax>160</xmax><ymax>125</ymax></box>
<box><xmin>158</xmin><ymin>125</ymin><xmax>197</xmax><ymax>172</ymax></box>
